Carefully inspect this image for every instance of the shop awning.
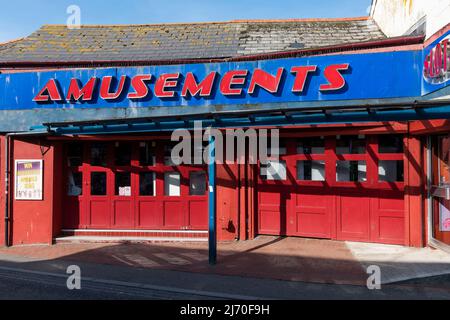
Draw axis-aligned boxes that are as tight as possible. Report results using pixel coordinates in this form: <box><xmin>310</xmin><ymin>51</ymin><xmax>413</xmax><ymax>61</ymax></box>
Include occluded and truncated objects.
<box><xmin>28</xmin><ymin>100</ymin><xmax>450</xmax><ymax>266</ymax></box>
<box><xmin>37</xmin><ymin>100</ymin><xmax>450</xmax><ymax>135</ymax></box>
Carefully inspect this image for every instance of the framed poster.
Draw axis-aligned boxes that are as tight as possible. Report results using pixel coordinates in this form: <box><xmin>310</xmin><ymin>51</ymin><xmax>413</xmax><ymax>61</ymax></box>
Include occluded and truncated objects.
<box><xmin>15</xmin><ymin>160</ymin><xmax>43</xmax><ymax>200</ymax></box>
<box><xmin>440</xmin><ymin>199</ymin><xmax>450</xmax><ymax>232</ymax></box>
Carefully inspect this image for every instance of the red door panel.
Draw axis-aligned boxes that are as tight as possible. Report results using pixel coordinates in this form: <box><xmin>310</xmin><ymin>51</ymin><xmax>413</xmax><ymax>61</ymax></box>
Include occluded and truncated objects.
<box><xmin>258</xmin><ymin>188</ymin><xmax>286</xmax><ymax>235</ymax></box>
<box><xmin>337</xmin><ymin>194</ymin><xmax>370</xmax><ymax>241</ymax></box>
<box><xmin>137</xmin><ymin>200</ymin><xmax>163</xmax><ymax>228</ymax></box>
<box><xmin>291</xmin><ymin>191</ymin><xmax>332</xmax><ymax>238</ymax></box>
<box><xmin>188</xmin><ymin>200</ymin><xmax>208</xmax><ymax>229</ymax></box>
<box><xmin>89</xmin><ymin>200</ymin><xmax>111</xmax><ymax>228</ymax></box>
<box><xmin>63</xmin><ymin>198</ymin><xmax>82</xmax><ymax>229</ymax></box>
<box><xmin>163</xmin><ymin>201</ymin><xmax>185</xmax><ymax>229</ymax></box>
<box><xmin>112</xmin><ymin>200</ymin><xmax>134</xmax><ymax>228</ymax></box>
<box><xmin>370</xmin><ymin>192</ymin><xmax>404</xmax><ymax>244</ymax></box>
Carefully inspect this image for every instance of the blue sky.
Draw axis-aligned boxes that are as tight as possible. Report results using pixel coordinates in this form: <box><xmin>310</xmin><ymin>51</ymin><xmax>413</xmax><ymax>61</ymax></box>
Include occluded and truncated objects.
<box><xmin>0</xmin><ymin>0</ymin><xmax>372</xmax><ymax>43</ymax></box>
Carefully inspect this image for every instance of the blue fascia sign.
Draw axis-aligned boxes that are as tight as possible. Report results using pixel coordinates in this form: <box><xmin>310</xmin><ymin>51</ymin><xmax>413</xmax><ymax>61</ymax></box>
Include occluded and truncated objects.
<box><xmin>0</xmin><ymin>30</ymin><xmax>448</xmax><ymax>112</ymax></box>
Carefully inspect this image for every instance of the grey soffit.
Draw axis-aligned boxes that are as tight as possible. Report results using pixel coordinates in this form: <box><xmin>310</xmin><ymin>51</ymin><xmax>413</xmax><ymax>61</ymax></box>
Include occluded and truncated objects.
<box><xmin>0</xmin><ymin>18</ymin><xmax>386</xmax><ymax>64</ymax></box>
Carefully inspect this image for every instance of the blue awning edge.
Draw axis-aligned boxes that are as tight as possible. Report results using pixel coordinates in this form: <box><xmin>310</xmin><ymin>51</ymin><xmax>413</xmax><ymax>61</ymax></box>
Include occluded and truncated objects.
<box><xmin>36</xmin><ymin>101</ymin><xmax>450</xmax><ymax>135</ymax></box>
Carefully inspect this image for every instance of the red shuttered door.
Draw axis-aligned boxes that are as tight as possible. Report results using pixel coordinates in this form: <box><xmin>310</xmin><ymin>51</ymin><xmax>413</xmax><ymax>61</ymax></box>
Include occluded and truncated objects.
<box><xmin>257</xmin><ymin>135</ymin><xmax>405</xmax><ymax>245</ymax></box>
<box><xmin>63</xmin><ymin>141</ymin><xmax>208</xmax><ymax>231</ymax></box>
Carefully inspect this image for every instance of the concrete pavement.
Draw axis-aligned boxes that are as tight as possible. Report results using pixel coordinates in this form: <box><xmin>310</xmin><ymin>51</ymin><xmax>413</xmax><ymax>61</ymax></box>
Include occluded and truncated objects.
<box><xmin>0</xmin><ymin>237</ymin><xmax>367</xmax><ymax>285</ymax></box>
<box><xmin>0</xmin><ymin>235</ymin><xmax>449</xmax><ymax>298</ymax></box>
<box><xmin>346</xmin><ymin>241</ymin><xmax>450</xmax><ymax>284</ymax></box>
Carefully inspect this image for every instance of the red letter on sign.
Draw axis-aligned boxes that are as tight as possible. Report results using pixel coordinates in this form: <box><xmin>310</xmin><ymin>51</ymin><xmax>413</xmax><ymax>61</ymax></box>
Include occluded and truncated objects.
<box><xmin>66</xmin><ymin>77</ymin><xmax>97</xmax><ymax>101</ymax></box>
<box><xmin>181</xmin><ymin>72</ymin><xmax>217</xmax><ymax>97</ymax></box>
<box><xmin>128</xmin><ymin>75</ymin><xmax>152</xmax><ymax>99</ymax></box>
<box><xmin>220</xmin><ymin>70</ymin><xmax>248</xmax><ymax>96</ymax></box>
<box><xmin>248</xmin><ymin>68</ymin><xmax>284</xmax><ymax>94</ymax></box>
<box><xmin>100</xmin><ymin>76</ymin><xmax>127</xmax><ymax>100</ymax></box>
<box><xmin>33</xmin><ymin>79</ymin><xmax>63</xmax><ymax>102</ymax></box>
<box><xmin>442</xmin><ymin>39</ymin><xmax>449</xmax><ymax>72</ymax></box>
<box><xmin>320</xmin><ymin>64</ymin><xmax>349</xmax><ymax>91</ymax></box>
<box><xmin>155</xmin><ymin>73</ymin><xmax>180</xmax><ymax>98</ymax></box>
<box><xmin>291</xmin><ymin>66</ymin><xmax>317</xmax><ymax>93</ymax></box>
<box><xmin>442</xmin><ymin>40</ymin><xmax>448</xmax><ymax>72</ymax></box>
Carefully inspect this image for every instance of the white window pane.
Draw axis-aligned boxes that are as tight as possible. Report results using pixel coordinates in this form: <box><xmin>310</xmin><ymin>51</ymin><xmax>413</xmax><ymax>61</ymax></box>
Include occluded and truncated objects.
<box><xmin>115</xmin><ymin>172</ymin><xmax>131</xmax><ymax>196</ymax></box>
<box><xmin>358</xmin><ymin>162</ymin><xmax>367</xmax><ymax>182</ymax></box>
<box><xmin>337</xmin><ymin>161</ymin><xmax>367</xmax><ymax>182</ymax></box>
<box><xmin>297</xmin><ymin>161</ymin><xmax>325</xmax><ymax>181</ymax></box>
<box><xmin>336</xmin><ymin>161</ymin><xmax>349</xmax><ymax>181</ymax></box>
<box><xmin>312</xmin><ymin>161</ymin><xmax>325</xmax><ymax>181</ymax></box>
<box><xmin>165</xmin><ymin>172</ymin><xmax>180</xmax><ymax>196</ymax></box>
<box><xmin>261</xmin><ymin>160</ymin><xmax>286</xmax><ymax>180</ymax></box>
<box><xmin>379</xmin><ymin>160</ymin><xmax>404</xmax><ymax>182</ymax></box>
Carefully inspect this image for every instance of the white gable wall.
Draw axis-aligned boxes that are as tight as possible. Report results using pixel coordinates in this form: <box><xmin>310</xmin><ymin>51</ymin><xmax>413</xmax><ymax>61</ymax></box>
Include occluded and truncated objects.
<box><xmin>371</xmin><ymin>0</ymin><xmax>450</xmax><ymax>39</ymax></box>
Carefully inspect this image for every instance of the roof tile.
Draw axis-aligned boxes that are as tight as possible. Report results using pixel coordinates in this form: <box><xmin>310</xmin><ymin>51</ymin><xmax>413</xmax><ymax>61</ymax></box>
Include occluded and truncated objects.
<box><xmin>0</xmin><ymin>18</ymin><xmax>386</xmax><ymax>64</ymax></box>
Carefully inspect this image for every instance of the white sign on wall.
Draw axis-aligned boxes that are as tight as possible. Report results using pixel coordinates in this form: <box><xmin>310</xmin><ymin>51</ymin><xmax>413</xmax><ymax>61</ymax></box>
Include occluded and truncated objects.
<box><xmin>15</xmin><ymin>160</ymin><xmax>43</xmax><ymax>200</ymax></box>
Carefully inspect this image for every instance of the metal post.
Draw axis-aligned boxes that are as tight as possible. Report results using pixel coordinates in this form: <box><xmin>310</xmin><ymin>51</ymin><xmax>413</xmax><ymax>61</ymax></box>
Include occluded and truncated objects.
<box><xmin>208</xmin><ymin>134</ymin><xmax>217</xmax><ymax>265</ymax></box>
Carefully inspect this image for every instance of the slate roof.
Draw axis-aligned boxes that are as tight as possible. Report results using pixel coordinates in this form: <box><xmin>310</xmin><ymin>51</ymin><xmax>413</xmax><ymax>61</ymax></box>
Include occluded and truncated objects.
<box><xmin>0</xmin><ymin>17</ymin><xmax>386</xmax><ymax>65</ymax></box>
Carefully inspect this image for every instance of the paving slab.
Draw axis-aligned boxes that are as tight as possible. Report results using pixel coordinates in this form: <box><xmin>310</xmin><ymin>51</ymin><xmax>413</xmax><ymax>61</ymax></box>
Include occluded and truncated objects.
<box><xmin>0</xmin><ymin>236</ymin><xmax>366</xmax><ymax>285</ymax></box>
<box><xmin>346</xmin><ymin>241</ymin><xmax>450</xmax><ymax>284</ymax></box>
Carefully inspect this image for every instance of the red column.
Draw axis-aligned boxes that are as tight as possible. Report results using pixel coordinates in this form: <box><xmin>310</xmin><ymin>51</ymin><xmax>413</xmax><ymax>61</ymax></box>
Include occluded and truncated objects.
<box><xmin>216</xmin><ymin>163</ymin><xmax>239</xmax><ymax>241</ymax></box>
<box><xmin>405</xmin><ymin>135</ymin><xmax>425</xmax><ymax>247</ymax></box>
<box><xmin>248</xmin><ymin>164</ymin><xmax>256</xmax><ymax>240</ymax></box>
<box><xmin>11</xmin><ymin>138</ymin><xmax>56</xmax><ymax>245</ymax></box>
<box><xmin>52</xmin><ymin>141</ymin><xmax>64</xmax><ymax>239</ymax></box>
<box><xmin>0</xmin><ymin>136</ymin><xmax>5</xmax><ymax>246</ymax></box>
<box><xmin>239</xmin><ymin>163</ymin><xmax>248</xmax><ymax>240</ymax></box>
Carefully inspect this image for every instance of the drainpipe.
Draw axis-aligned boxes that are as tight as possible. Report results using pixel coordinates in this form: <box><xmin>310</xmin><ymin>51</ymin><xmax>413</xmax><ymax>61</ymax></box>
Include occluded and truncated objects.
<box><xmin>426</xmin><ymin>136</ymin><xmax>433</xmax><ymax>246</ymax></box>
<box><xmin>4</xmin><ymin>134</ymin><xmax>9</xmax><ymax>247</ymax></box>
<box><xmin>4</xmin><ymin>130</ymin><xmax>50</xmax><ymax>247</ymax></box>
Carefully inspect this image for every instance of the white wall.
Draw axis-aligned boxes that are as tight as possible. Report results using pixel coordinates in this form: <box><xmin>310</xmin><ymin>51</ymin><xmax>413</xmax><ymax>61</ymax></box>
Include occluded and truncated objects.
<box><xmin>371</xmin><ymin>0</ymin><xmax>450</xmax><ymax>39</ymax></box>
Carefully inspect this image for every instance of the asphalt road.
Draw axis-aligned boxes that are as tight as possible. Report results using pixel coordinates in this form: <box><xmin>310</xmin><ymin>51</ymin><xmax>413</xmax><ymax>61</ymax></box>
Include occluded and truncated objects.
<box><xmin>0</xmin><ymin>267</ymin><xmax>221</xmax><ymax>300</ymax></box>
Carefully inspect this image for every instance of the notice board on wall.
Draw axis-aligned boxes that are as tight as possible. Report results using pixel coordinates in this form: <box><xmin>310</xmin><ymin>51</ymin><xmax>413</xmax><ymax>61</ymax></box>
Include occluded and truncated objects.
<box><xmin>15</xmin><ymin>160</ymin><xmax>43</xmax><ymax>200</ymax></box>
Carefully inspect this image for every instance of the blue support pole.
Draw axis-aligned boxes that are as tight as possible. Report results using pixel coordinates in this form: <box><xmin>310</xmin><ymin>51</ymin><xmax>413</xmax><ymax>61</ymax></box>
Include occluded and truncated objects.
<box><xmin>208</xmin><ymin>134</ymin><xmax>217</xmax><ymax>265</ymax></box>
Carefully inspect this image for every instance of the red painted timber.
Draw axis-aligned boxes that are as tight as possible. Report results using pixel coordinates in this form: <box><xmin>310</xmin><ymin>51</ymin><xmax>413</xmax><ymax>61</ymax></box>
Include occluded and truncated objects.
<box><xmin>405</xmin><ymin>135</ymin><xmax>425</xmax><ymax>247</ymax></box>
<box><xmin>11</xmin><ymin>138</ymin><xmax>56</xmax><ymax>245</ymax></box>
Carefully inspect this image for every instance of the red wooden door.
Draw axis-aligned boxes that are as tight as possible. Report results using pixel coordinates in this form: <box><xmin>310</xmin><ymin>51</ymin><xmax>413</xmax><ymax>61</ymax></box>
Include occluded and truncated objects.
<box><xmin>288</xmin><ymin>137</ymin><xmax>333</xmax><ymax>238</ymax></box>
<box><xmin>257</xmin><ymin>138</ymin><xmax>333</xmax><ymax>239</ymax></box>
<box><xmin>258</xmin><ymin>185</ymin><xmax>289</xmax><ymax>235</ymax></box>
<box><xmin>64</xmin><ymin>140</ymin><xmax>208</xmax><ymax>231</ymax></box>
<box><xmin>257</xmin><ymin>134</ymin><xmax>405</xmax><ymax>244</ymax></box>
<box><xmin>86</xmin><ymin>142</ymin><xmax>112</xmax><ymax>229</ymax></box>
